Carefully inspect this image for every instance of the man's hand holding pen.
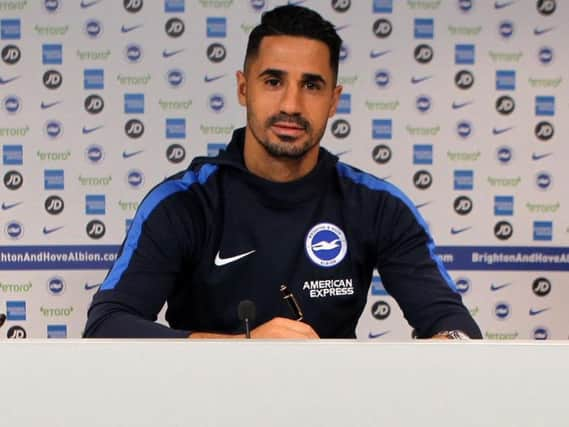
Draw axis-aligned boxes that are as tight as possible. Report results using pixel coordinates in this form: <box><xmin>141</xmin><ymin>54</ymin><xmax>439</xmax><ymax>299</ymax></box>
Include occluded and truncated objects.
<box><xmin>248</xmin><ymin>284</ymin><xmax>318</xmax><ymax>338</ymax></box>
<box><xmin>249</xmin><ymin>317</ymin><xmax>319</xmax><ymax>339</ymax></box>
<box><xmin>189</xmin><ymin>284</ymin><xmax>319</xmax><ymax>339</ymax></box>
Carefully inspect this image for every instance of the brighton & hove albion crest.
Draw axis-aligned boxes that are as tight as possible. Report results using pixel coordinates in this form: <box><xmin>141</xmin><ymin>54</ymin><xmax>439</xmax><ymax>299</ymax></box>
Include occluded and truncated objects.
<box><xmin>305</xmin><ymin>223</ymin><xmax>348</xmax><ymax>267</ymax></box>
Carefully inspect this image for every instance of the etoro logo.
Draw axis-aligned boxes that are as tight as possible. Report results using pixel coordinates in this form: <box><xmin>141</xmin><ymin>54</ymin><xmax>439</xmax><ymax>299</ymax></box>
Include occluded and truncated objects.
<box><xmin>305</xmin><ymin>223</ymin><xmax>347</xmax><ymax>267</ymax></box>
<box><xmin>40</xmin><ymin>306</ymin><xmax>74</xmax><ymax>317</ymax></box>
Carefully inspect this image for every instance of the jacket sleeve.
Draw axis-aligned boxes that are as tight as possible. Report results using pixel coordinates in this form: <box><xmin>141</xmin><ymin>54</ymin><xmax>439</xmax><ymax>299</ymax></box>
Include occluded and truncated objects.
<box><xmin>84</xmin><ymin>185</ymin><xmax>195</xmax><ymax>338</ymax></box>
<box><xmin>375</xmin><ymin>194</ymin><xmax>482</xmax><ymax>339</ymax></box>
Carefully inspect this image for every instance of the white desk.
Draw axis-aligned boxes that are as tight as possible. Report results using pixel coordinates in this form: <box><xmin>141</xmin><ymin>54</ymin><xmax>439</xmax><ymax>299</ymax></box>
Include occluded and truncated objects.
<box><xmin>0</xmin><ymin>340</ymin><xmax>567</xmax><ymax>427</ymax></box>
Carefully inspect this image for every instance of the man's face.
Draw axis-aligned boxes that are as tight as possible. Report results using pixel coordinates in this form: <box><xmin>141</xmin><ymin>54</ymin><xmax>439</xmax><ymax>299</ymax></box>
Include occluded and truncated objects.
<box><xmin>237</xmin><ymin>35</ymin><xmax>342</xmax><ymax>159</ymax></box>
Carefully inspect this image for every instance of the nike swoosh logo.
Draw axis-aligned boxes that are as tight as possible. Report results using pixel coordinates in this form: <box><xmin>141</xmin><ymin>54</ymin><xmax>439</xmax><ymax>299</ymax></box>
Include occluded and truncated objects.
<box><xmin>82</xmin><ymin>125</ymin><xmax>104</xmax><ymax>134</ymax></box>
<box><xmin>370</xmin><ymin>49</ymin><xmax>391</xmax><ymax>59</ymax></box>
<box><xmin>84</xmin><ymin>282</ymin><xmax>101</xmax><ymax>291</ymax></box>
<box><xmin>492</xmin><ymin>126</ymin><xmax>513</xmax><ymax>135</ymax></box>
<box><xmin>532</xmin><ymin>152</ymin><xmax>553</xmax><ymax>161</ymax></box>
<box><xmin>288</xmin><ymin>0</ymin><xmax>307</xmax><ymax>4</ymax></box>
<box><xmin>334</xmin><ymin>150</ymin><xmax>351</xmax><ymax>157</ymax></box>
<box><xmin>529</xmin><ymin>308</ymin><xmax>550</xmax><ymax>316</ymax></box>
<box><xmin>0</xmin><ymin>76</ymin><xmax>20</xmax><ymax>85</ymax></box>
<box><xmin>490</xmin><ymin>283</ymin><xmax>511</xmax><ymax>291</ymax></box>
<box><xmin>41</xmin><ymin>100</ymin><xmax>63</xmax><ymax>110</ymax></box>
<box><xmin>80</xmin><ymin>0</ymin><xmax>102</xmax><ymax>8</ymax></box>
<box><xmin>122</xmin><ymin>150</ymin><xmax>144</xmax><ymax>159</ymax></box>
<box><xmin>452</xmin><ymin>100</ymin><xmax>473</xmax><ymax>110</ymax></box>
<box><xmin>415</xmin><ymin>202</ymin><xmax>432</xmax><ymax>209</ymax></box>
<box><xmin>162</xmin><ymin>49</ymin><xmax>185</xmax><ymax>58</ymax></box>
<box><xmin>411</xmin><ymin>76</ymin><xmax>433</xmax><ymax>84</ymax></box>
<box><xmin>368</xmin><ymin>331</ymin><xmax>390</xmax><ymax>339</ymax></box>
<box><xmin>121</xmin><ymin>24</ymin><xmax>143</xmax><ymax>33</ymax></box>
<box><xmin>451</xmin><ymin>226</ymin><xmax>472</xmax><ymax>235</ymax></box>
<box><xmin>43</xmin><ymin>226</ymin><xmax>64</xmax><ymax>235</ymax></box>
<box><xmin>534</xmin><ymin>27</ymin><xmax>555</xmax><ymax>36</ymax></box>
<box><xmin>204</xmin><ymin>74</ymin><xmax>226</xmax><ymax>83</ymax></box>
<box><xmin>1</xmin><ymin>201</ymin><xmax>23</xmax><ymax>210</ymax></box>
<box><xmin>214</xmin><ymin>250</ymin><xmax>256</xmax><ymax>267</ymax></box>
<box><xmin>494</xmin><ymin>0</ymin><xmax>516</xmax><ymax>9</ymax></box>
<box><xmin>335</xmin><ymin>25</ymin><xmax>350</xmax><ymax>32</ymax></box>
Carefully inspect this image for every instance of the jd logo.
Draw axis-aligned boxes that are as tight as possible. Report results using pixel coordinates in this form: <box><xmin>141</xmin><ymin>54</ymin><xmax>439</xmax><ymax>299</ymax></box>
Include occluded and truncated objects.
<box><xmin>494</xmin><ymin>221</ymin><xmax>513</xmax><ymax>240</ymax></box>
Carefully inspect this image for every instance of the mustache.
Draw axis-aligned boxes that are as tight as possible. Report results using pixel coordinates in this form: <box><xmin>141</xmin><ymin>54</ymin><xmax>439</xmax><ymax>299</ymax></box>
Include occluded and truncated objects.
<box><xmin>266</xmin><ymin>113</ymin><xmax>310</xmax><ymax>130</ymax></box>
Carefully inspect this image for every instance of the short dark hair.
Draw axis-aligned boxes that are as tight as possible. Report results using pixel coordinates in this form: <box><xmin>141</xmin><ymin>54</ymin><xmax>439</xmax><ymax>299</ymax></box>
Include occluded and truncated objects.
<box><xmin>244</xmin><ymin>5</ymin><xmax>342</xmax><ymax>81</ymax></box>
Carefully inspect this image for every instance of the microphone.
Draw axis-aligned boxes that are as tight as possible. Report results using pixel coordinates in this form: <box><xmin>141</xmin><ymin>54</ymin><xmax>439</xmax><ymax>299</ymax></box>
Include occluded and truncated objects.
<box><xmin>0</xmin><ymin>313</ymin><xmax>6</xmax><ymax>329</ymax></box>
<box><xmin>237</xmin><ymin>300</ymin><xmax>256</xmax><ymax>339</ymax></box>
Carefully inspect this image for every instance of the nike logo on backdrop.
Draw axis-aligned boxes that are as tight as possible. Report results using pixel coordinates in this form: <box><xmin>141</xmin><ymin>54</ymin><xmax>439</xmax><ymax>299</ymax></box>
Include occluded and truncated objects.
<box><xmin>82</xmin><ymin>125</ymin><xmax>104</xmax><ymax>134</ymax></box>
<box><xmin>204</xmin><ymin>74</ymin><xmax>226</xmax><ymax>83</ymax></box>
<box><xmin>0</xmin><ymin>75</ymin><xmax>20</xmax><ymax>85</ymax></box>
<box><xmin>369</xmin><ymin>49</ymin><xmax>391</xmax><ymax>59</ymax></box>
<box><xmin>451</xmin><ymin>226</ymin><xmax>472</xmax><ymax>235</ymax></box>
<box><xmin>368</xmin><ymin>331</ymin><xmax>390</xmax><ymax>339</ymax></box>
<box><xmin>494</xmin><ymin>0</ymin><xmax>516</xmax><ymax>9</ymax></box>
<box><xmin>80</xmin><ymin>0</ymin><xmax>102</xmax><ymax>8</ymax></box>
<box><xmin>84</xmin><ymin>282</ymin><xmax>101</xmax><ymax>291</ymax></box>
<box><xmin>490</xmin><ymin>282</ymin><xmax>511</xmax><ymax>291</ymax></box>
<box><xmin>214</xmin><ymin>250</ymin><xmax>256</xmax><ymax>266</ymax></box>
<box><xmin>121</xmin><ymin>24</ymin><xmax>143</xmax><ymax>33</ymax></box>
<box><xmin>162</xmin><ymin>49</ymin><xmax>185</xmax><ymax>58</ymax></box>
<box><xmin>41</xmin><ymin>100</ymin><xmax>63</xmax><ymax>110</ymax></box>
<box><xmin>492</xmin><ymin>126</ymin><xmax>513</xmax><ymax>135</ymax></box>
<box><xmin>452</xmin><ymin>100</ymin><xmax>473</xmax><ymax>110</ymax></box>
<box><xmin>1</xmin><ymin>201</ymin><xmax>23</xmax><ymax>211</ymax></box>
<box><xmin>534</xmin><ymin>27</ymin><xmax>555</xmax><ymax>36</ymax></box>
<box><xmin>122</xmin><ymin>150</ymin><xmax>144</xmax><ymax>159</ymax></box>
<box><xmin>532</xmin><ymin>152</ymin><xmax>553</xmax><ymax>161</ymax></box>
<box><xmin>415</xmin><ymin>202</ymin><xmax>432</xmax><ymax>209</ymax></box>
<box><xmin>43</xmin><ymin>226</ymin><xmax>64</xmax><ymax>235</ymax></box>
<box><xmin>411</xmin><ymin>76</ymin><xmax>432</xmax><ymax>84</ymax></box>
<box><xmin>529</xmin><ymin>308</ymin><xmax>550</xmax><ymax>316</ymax></box>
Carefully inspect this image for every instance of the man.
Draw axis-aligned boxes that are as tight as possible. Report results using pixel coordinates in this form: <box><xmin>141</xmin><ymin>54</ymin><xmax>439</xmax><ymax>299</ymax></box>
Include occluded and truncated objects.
<box><xmin>84</xmin><ymin>5</ymin><xmax>481</xmax><ymax>339</ymax></box>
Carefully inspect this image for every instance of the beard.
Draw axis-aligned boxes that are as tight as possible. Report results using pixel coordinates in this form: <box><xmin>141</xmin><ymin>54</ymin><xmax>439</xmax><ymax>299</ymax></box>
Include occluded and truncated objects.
<box><xmin>249</xmin><ymin>111</ymin><xmax>321</xmax><ymax>159</ymax></box>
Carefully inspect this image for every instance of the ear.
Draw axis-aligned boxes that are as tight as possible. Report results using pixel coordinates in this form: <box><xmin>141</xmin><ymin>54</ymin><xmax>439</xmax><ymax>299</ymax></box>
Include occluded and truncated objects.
<box><xmin>236</xmin><ymin>71</ymin><xmax>247</xmax><ymax>107</ymax></box>
<box><xmin>328</xmin><ymin>84</ymin><xmax>343</xmax><ymax>117</ymax></box>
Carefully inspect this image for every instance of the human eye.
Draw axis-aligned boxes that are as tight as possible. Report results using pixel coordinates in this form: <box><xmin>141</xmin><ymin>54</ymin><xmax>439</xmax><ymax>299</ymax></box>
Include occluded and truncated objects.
<box><xmin>264</xmin><ymin>77</ymin><xmax>281</xmax><ymax>88</ymax></box>
<box><xmin>303</xmin><ymin>80</ymin><xmax>322</xmax><ymax>91</ymax></box>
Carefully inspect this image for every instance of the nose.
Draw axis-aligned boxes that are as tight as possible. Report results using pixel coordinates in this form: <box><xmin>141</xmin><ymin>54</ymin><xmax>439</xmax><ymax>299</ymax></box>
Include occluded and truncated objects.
<box><xmin>279</xmin><ymin>83</ymin><xmax>302</xmax><ymax>115</ymax></box>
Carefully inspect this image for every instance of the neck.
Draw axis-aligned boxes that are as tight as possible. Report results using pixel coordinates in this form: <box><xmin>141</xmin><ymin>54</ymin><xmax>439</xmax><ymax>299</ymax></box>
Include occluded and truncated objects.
<box><xmin>243</xmin><ymin>127</ymin><xmax>319</xmax><ymax>183</ymax></box>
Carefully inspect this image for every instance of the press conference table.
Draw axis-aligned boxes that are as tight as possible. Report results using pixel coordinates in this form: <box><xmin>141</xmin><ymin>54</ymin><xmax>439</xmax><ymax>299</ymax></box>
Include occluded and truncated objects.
<box><xmin>0</xmin><ymin>340</ymin><xmax>567</xmax><ymax>427</ymax></box>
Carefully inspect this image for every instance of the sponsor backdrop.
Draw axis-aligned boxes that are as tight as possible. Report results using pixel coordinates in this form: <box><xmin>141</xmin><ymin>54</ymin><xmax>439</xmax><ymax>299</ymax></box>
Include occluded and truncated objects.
<box><xmin>0</xmin><ymin>0</ymin><xmax>567</xmax><ymax>340</ymax></box>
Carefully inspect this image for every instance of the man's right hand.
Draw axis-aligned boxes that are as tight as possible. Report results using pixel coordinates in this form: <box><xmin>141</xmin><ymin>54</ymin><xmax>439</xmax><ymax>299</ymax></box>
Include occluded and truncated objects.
<box><xmin>251</xmin><ymin>317</ymin><xmax>319</xmax><ymax>339</ymax></box>
<box><xmin>189</xmin><ymin>317</ymin><xmax>319</xmax><ymax>339</ymax></box>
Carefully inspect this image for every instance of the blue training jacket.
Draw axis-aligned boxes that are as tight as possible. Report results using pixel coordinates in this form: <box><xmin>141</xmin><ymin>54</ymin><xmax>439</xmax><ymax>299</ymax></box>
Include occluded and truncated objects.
<box><xmin>84</xmin><ymin>127</ymin><xmax>481</xmax><ymax>339</ymax></box>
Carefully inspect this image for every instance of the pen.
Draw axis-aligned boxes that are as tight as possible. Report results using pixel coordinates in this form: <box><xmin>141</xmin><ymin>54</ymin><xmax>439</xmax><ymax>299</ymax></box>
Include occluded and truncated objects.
<box><xmin>280</xmin><ymin>284</ymin><xmax>304</xmax><ymax>321</ymax></box>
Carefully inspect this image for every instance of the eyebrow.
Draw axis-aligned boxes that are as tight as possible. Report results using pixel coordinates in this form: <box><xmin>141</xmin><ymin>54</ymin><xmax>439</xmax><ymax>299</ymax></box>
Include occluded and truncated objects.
<box><xmin>258</xmin><ymin>68</ymin><xmax>327</xmax><ymax>86</ymax></box>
